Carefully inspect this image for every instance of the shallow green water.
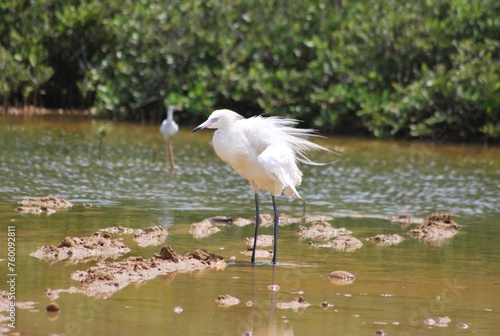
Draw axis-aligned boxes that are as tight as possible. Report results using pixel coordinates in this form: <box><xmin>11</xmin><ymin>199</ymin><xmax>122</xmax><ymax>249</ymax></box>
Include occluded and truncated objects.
<box><xmin>1</xmin><ymin>115</ymin><xmax>499</xmax><ymax>335</ymax></box>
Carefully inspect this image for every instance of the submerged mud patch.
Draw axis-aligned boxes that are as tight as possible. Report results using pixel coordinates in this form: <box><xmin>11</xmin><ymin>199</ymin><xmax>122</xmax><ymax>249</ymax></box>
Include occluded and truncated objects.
<box><xmin>16</xmin><ymin>196</ymin><xmax>73</xmax><ymax>215</ymax></box>
<box><xmin>189</xmin><ymin>219</ymin><xmax>221</xmax><ymax>239</ymax></box>
<box><xmin>45</xmin><ymin>246</ymin><xmax>225</xmax><ymax>299</ymax></box>
<box><xmin>312</xmin><ymin>235</ymin><xmax>363</xmax><ymax>252</ymax></box>
<box><xmin>276</xmin><ymin>296</ymin><xmax>311</xmax><ymax>312</ymax></box>
<box><xmin>30</xmin><ymin>232</ymin><xmax>130</xmax><ymax>264</ymax></box>
<box><xmin>244</xmin><ymin>235</ymin><xmax>274</xmax><ymax>248</ymax></box>
<box><xmin>231</xmin><ymin>214</ymin><xmax>334</xmax><ymax>227</ymax></box>
<box><xmin>366</xmin><ymin>234</ymin><xmax>405</xmax><ymax>246</ymax></box>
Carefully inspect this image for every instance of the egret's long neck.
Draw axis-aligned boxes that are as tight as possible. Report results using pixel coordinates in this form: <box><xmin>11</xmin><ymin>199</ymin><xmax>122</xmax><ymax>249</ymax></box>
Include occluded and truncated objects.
<box><xmin>167</xmin><ymin>109</ymin><xmax>174</xmax><ymax>121</ymax></box>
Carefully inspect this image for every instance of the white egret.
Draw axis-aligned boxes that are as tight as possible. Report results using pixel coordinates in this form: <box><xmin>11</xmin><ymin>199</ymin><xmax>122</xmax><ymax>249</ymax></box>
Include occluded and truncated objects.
<box><xmin>193</xmin><ymin>109</ymin><xmax>329</xmax><ymax>264</ymax></box>
<box><xmin>160</xmin><ymin>105</ymin><xmax>179</xmax><ymax>172</ymax></box>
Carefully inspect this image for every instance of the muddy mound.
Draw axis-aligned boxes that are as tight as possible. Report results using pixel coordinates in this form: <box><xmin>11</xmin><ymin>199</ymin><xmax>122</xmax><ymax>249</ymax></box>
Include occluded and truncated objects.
<box><xmin>30</xmin><ymin>232</ymin><xmax>130</xmax><ymax>263</ymax></box>
<box><xmin>297</xmin><ymin>220</ymin><xmax>351</xmax><ymax>241</ymax></box>
<box><xmin>366</xmin><ymin>234</ymin><xmax>405</xmax><ymax>246</ymax></box>
<box><xmin>44</xmin><ymin>246</ymin><xmax>225</xmax><ymax>299</ymax></box>
<box><xmin>100</xmin><ymin>225</ymin><xmax>168</xmax><ymax>247</ymax></box>
<box><xmin>407</xmin><ymin>212</ymin><xmax>460</xmax><ymax>244</ymax></box>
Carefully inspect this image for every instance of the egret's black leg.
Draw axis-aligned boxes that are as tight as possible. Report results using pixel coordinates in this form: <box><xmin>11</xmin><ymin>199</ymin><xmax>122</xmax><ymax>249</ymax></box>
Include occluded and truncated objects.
<box><xmin>301</xmin><ymin>197</ymin><xmax>306</xmax><ymax>217</ymax></box>
<box><xmin>271</xmin><ymin>195</ymin><xmax>279</xmax><ymax>264</ymax></box>
<box><xmin>251</xmin><ymin>193</ymin><xmax>260</xmax><ymax>264</ymax></box>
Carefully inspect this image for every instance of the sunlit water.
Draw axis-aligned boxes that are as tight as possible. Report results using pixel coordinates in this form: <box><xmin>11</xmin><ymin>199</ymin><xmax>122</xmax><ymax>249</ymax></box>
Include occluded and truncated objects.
<box><xmin>0</xmin><ymin>115</ymin><xmax>499</xmax><ymax>335</ymax></box>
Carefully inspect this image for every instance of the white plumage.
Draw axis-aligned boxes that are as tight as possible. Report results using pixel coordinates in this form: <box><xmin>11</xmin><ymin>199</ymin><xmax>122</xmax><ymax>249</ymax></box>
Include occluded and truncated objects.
<box><xmin>160</xmin><ymin>105</ymin><xmax>179</xmax><ymax>172</ymax></box>
<box><xmin>193</xmin><ymin>109</ymin><xmax>329</xmax><ymax>264</ymax></box>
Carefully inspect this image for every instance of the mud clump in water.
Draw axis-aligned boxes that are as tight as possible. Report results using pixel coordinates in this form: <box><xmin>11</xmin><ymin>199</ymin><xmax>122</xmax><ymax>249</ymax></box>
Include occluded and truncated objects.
<box><xmin>276</xmin><ymin>296</ymin><xmax>311</xmax><ymax>313</ymax></box>
<box><xmin>215</xmin><ymin>294</ymin><xmax>240</xmax><ymax>307</ymax></box>
<box><xmin>19</xmin><ymin>196</ymin><xmax>73</xmax><ymax>209</ymax></box>
<box><xmin>407</xmin><ymin>212</ymin><xmax>460</xmax><ymax>244</ymax></box>
<box><xmin>312</xmin><ymin>235</ymin><xmax>363</xmax><ymax>252</ymax></box>
<box><xmin>189</xmin><ymin>219</ymin><xmax>221</xmax><ymax>239</ymax></box>
<box><xmin>232</xmin><ymin>213</ymin><xmax>334</xmax><ymax>228</ymax></box>
<box><xmin>16</xmin><ymin>196</ymin><xmax>73</xmax><ymax>215</ymax></box>
<box><xmin>30</xmin><ymin>232</ymin><xmax>130</xmax><ymax>263</ymax></box>
<box><xmin>15</xmin><ymin>206</ymin><xmax>56</xmax><ymax>215</ymax></box>
<box><xmin>160</xmin><ymin>245</ymin><xmax>179</xmax><ymax>262</ymax></box>
<box><xmin>297</xmin><ymin>221</ymin><xmax>351</xmax><ymax>241</ymax></box>
<box><xmin>45</xmin><ymin>246</ymin><xmax>226</xmax><ymax>299</ymax></box>
<box><xmin>240</xmin><ymin>249</ymin><xmax>273</xmax><ymax>259</ymax></box>
<box><xmin>100</xmin><ymin>225</ymin><xmax>168</xmax><ymax>247</ymax></box>
<box><xmin>388</xmin><ymin>213</ymin><xmax>423</xmax><ymax>226</ymax></box>
<box><xmin>133</xmin><ymin>226</ymin><xmax>168</xmax><ymax>247</ymax></box>
<box><xmin>244</xmin><ymin>235</ymin><xmax>274</xmax><ymax>248</ymax></box>
<box><xmin>366</xmin><ymin>234</ymin><xmax>405</xmax><ymax>246</ymax></box>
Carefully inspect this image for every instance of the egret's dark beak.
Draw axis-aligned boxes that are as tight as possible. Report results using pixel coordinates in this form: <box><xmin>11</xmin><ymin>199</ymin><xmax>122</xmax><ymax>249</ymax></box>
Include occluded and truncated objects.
<box><xmin>193</xmin><ymin>117</ymin><xmax>216</xmax><ymax>132</ymax></box>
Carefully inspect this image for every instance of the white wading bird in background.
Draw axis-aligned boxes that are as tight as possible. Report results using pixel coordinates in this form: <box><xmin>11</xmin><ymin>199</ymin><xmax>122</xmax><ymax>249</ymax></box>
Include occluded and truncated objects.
<box><xmin>160</xmin><ymin>105</ymin><xmax>179</xmax><ymax>173</ymax></box>
<box><xmin>193</xmin><ymin>109</ymin><xmax>330</xmax><ymax>264</ymax></box>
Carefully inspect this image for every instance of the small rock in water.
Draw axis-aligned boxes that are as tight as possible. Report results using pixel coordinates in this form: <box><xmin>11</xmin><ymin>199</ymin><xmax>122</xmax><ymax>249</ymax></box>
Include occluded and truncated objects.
<box><xmin>457</xmin><ymin>322</ymin><xmax>469</xmax><ymax>329</ymax></box>
<box><xmin>424</xmin><ymin>318</ymin><xmax>436</xmax><ymax>326</ymax></box>
<box><xmin>267</xmin><ymin>284</ymin><xmax>280</xmax><ymax>291</ymax></box>
<box><xmin>46</xmin><ymin>302</ymin><xmax>60</xmax><ymax>312</ymax></box>
<box><xmin>329</xmin><ymin>270</ymin><xmax>356</xmax><ymax>285</ymax></box>
<box><xmin>329</xmin><ymin>270</ymin><xmax>355</xmax><ymax>280</ymax></box>
<box><xmin>319</xmin><ymin>302</ymin><xmax>333</xmax><ymax>309</ymax></box>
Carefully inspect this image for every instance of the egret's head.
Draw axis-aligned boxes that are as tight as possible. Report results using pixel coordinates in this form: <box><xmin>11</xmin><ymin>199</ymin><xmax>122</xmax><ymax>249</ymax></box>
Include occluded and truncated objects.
<box><xmin>192</xmin><ymin>109</ymin><xmax>243</xmax><ymax>132</ymax></box>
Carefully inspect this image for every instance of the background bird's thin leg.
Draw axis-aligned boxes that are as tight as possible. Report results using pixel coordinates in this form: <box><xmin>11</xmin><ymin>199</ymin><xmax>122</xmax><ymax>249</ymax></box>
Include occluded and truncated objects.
<box><xmin>271</xmin><ymin>195</ymin><xmax>279</xmax><ymax>264</ymax></box>
<box><xmin>301</xmin><ymin>197</ymin><xmax>306</xmax><ymax>216</ymax></box>
<box><xmin>165</xmin><ymin>143</ymin><xmax>170</xmax><ymax>170</ymax></box>
<box><xmin>168</xmin><ymin>140</ymin><xmax>176</xmax><ymax>173</ymax></box>
<box><xmin>251</xmin><ymin>193</ymin><xmax>260</xmax><ymax>264</ymax></box>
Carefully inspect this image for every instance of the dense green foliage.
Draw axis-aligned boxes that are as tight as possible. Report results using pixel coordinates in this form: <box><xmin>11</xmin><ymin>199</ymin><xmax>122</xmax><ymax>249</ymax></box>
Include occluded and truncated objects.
<box><xmin>1</xmin><ymin>0</ymin><xmax>499</xmax><ymax>141</ymax></box>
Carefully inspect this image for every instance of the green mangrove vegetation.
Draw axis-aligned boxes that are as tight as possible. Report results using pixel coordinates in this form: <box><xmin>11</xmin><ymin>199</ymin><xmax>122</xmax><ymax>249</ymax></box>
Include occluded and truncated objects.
<box><xmin>1</xmin><ymin>0</ymin><xmax>499</xmax><ymax>142</ymax></box>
